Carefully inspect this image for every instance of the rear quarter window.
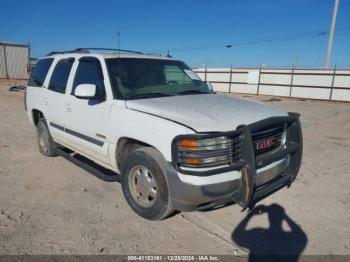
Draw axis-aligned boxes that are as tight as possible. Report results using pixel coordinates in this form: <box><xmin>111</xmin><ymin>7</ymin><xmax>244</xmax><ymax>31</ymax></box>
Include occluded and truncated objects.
<box><xmin>28</xmin><ymin>58</ymin><xmax>54</xmax><ymax>87</ymax></box>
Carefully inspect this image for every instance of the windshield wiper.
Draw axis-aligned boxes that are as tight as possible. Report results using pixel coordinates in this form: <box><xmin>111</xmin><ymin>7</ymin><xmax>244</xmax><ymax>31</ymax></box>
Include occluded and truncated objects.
<box><xmin>176</xmin><ymin>90</ymin><xmax>210</xmax><ymax>95</ymax></box>
<box><xmin>126</xmin><ymin>92</ymin><xmax>177</xmax><ymax>100</ymax></box>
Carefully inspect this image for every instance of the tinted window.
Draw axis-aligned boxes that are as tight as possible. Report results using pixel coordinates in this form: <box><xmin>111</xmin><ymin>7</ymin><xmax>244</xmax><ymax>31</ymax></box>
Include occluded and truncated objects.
<box><xmin>48</xmin><ymin>58</ymin><xmax>74</xmax><ymax>94</ymax></box>
<box><xmin>106</xmin><ymin>58</ymin><xmax>209</xmax><ymax>100</ymax></box>
<box><xmin>28</xmin><ymin>58</ymin><xmax>54</xmax><ymax>87</ymax></box>
<box><xmin>72</xmin><ymin>58</ymin><xmax>105</xmax><ymax>98</ymax></box>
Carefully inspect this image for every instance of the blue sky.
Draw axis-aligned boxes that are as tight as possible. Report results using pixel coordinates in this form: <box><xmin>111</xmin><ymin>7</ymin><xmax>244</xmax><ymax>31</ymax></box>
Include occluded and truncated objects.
<box><xmin>1</xmin><ymin>0</ymin><xmax>349</xmax><ymax>68</ymax></box>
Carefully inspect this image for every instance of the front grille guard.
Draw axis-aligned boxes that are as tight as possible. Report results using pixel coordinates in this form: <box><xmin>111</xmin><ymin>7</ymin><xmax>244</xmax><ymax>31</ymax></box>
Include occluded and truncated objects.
<box><xmin>171</xmin><ymin>112</ymin><xmax>303</xmax><ymax>209</ymax></box>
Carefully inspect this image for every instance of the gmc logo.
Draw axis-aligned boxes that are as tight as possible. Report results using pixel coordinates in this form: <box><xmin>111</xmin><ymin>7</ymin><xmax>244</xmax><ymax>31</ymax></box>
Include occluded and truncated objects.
<box><xmin>255</xmin><ymin>137</ymin><xmax>274</xmax><ymax>151</ymax></box>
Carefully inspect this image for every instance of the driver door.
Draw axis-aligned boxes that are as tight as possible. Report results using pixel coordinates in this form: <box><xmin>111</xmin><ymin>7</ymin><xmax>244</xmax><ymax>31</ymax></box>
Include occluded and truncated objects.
<box><xmin>64</xmin><ymin>57</ymin><xmax>111</xmax><ymax>165</ymax></box>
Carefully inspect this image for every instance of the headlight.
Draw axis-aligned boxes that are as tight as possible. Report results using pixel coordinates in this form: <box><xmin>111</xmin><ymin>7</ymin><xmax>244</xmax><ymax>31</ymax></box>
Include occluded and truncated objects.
<box><xmin>174</xmin><ymin>135</ymin><xmax>241</xmax><ymax>168</ymax></box>
<box><xmin>179</xmin><ymin>136</ymin><xmax>231</xmax><ymax>151</ymax></box>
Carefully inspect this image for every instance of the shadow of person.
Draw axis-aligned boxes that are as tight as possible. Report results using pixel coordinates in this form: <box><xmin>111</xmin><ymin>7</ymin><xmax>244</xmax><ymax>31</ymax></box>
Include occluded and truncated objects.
<box><xmin>232</xmin><ymin>204</ymin><xmax>307</xmax><ymax>262</ymax></box>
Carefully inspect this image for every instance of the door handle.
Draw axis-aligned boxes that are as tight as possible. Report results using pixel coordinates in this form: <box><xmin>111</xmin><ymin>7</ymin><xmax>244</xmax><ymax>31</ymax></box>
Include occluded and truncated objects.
<box><xmin>66</xmin><ymin>104</ymin><xmax>72</xmax><ymax>112</ymax></box>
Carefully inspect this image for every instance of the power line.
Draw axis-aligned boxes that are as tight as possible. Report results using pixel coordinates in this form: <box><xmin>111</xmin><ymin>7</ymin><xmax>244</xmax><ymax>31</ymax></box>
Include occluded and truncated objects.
<box><xmin>171</xmin><ymin>31</ymin><xmax>326</xmax><ymax>52</ymax></box>
<box><xmin>167</xmin><ymin>28</ymin><xmax>350</xmax><ymax>53</ymax></box>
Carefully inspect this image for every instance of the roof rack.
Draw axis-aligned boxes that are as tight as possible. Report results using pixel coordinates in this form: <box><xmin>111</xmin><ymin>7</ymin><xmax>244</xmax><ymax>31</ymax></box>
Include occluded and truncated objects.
<box><xmin>145</xmin><ymin>52</ymin><xmax>163</xmax><ymax>57</ymax></box>
<box><xmin>75</xmin><ymin>48</ymin><xmax>144</xmax><ymax>54</ymax></box>
<box><xmin>46</xmin><ymin>49</ymin><xmax>88</xmax><ymax>56</ymax></box>
<box><xmin>46</xmin><ymin>48</ymin><xmax>143</xmax><ymax>56</ymax></box>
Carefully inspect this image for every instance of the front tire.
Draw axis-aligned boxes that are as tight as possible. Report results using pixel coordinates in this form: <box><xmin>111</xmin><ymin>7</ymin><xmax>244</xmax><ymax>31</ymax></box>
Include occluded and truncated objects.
<box><xmin>121</xmin><ymin>147</ymin><xmax>173</xmax><ymax>220</ymax></box>
<box><xmin>37</xmin><ymin>118</ymin><xmax>57</xmax><ymax>157</ymax></box>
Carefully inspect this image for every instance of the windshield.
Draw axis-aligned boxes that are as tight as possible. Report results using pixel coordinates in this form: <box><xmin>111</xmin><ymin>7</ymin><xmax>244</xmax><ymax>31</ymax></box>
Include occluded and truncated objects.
<box><xmin>106</xmin><ymin>58</ymin><xmax>211</xmax><ymax>99</ymax></box>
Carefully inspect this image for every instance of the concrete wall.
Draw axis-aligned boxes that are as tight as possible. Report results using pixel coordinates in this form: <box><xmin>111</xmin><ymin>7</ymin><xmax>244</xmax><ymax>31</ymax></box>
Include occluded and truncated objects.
<box><xmin>193</xmin><ymin>67</ymin><xmax>350</xmax><ymax>102</ymax></box>
<box><xmin>0</xmin><ymin>43</ymin><xmax>29</xmax><ymax>79</ymax></box>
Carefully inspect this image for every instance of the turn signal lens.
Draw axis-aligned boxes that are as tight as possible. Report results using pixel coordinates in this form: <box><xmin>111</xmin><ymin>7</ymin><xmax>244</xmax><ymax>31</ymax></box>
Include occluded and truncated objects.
<box><xmin>179</xmin><ymin>138</ymin><xmax>198</xmax><ymax>150</ymax></box>
<box><xmin>183</xmin><ymin>157</ymin><xmax>201</xmax><ymax>165</ymax></box>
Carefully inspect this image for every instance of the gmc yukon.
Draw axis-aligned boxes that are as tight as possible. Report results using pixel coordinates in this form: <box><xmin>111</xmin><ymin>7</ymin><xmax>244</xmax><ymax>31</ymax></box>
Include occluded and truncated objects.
<box><xmin>26</xmin><ymin>48</ymin><xmax>302</xmax><ymax>220</ymax></box>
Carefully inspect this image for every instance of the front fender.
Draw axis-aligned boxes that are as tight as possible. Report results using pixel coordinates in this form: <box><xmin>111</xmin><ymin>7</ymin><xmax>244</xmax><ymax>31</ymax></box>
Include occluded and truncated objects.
<box><xmin>108</xmin><ymin>102</ymin><xmax>194</xmax><ymax>171</ymax></box>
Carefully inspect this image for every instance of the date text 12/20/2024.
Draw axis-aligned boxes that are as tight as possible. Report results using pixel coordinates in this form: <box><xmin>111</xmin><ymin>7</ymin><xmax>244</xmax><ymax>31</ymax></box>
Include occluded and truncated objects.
<box><xmin>127</xmin><ymin>255</ymin><xmax>220</xmax><ymax>261</ymax></box>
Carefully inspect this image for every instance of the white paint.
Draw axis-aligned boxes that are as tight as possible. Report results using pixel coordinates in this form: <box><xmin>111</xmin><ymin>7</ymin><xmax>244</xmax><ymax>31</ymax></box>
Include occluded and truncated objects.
<box><xmin>74</xmin><ymin>84</ymin><xmax>96</xmax><ymax>98</ymax></box>
<box><xmin>126</xmin><ymin>94</ymin><xmax>287</xmax><ymax>132</ymax></box>
<box><xmin>26</xmin><ymin>53</ymin><xmax>291</xmax><ymax>189</ymax></box>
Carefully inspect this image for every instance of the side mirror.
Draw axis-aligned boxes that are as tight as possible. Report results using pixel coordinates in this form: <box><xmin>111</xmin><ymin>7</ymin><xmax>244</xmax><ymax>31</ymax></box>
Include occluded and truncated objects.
<box><xmin>206</xmin><ymin>82</ymin><xmax>214</xmax><ymax>93</ymax></box>
<box><xmin>74</xmin><ymin>84</ymin><xmax>96</xmax><ymax>99</ymax></box>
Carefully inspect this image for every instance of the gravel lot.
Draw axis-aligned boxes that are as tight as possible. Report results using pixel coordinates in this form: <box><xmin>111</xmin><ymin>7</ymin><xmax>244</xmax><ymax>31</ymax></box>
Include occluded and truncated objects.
<box><xmin>0</xmin><ymin>79</ymin><xmax>349</xmax><ymax>257</ymax></box>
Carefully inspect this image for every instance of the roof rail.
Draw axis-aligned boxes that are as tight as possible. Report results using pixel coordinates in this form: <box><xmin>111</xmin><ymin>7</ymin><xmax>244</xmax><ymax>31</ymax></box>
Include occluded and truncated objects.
<box><xmin>46</xmin><ymin>48</ymin><xmax>143</xmax><ymax>56</ymax></box>
<box><xmin>74</xmin><ymin>48</ymin><xmax>143</xmax><ymax>54</ymax></box>
<box><xmin>145</xmin><ymin>53</ymin><xmax>163</xmax><ymax>57</ymax></box>
<box><xmin>46</xmin><ymin>49</ymin><xmax>89</xmax><ymax>56</ymax></box>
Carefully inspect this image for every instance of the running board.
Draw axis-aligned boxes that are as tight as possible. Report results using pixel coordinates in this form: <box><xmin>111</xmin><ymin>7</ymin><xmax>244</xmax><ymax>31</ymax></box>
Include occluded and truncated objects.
<box><xmin>55</xmin><ymin>147</ymin><xmax>121</xmax><ymax>182</ymax></box>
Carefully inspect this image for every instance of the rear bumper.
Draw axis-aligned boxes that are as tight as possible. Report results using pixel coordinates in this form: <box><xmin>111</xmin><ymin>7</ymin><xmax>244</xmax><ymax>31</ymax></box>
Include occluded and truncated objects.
<box><xmin>165</xmin><ymin>112</ymin><xmax>302</xmax><ymax>211</ymax></box>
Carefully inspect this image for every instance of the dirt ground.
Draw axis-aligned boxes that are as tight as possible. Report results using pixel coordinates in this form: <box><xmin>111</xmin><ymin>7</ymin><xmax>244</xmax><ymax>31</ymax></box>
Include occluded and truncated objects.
<box><xmin>0</xmin><ymin>79</ymin><xmax>349</xmax><ymax>257</ymax></box>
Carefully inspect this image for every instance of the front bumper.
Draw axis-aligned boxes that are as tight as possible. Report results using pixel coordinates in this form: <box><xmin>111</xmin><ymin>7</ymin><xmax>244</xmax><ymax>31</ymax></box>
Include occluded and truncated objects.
<box><xmin>166</xmin><ymin>112</ymin><xmax>303</xmax><ymax>211</ymax></box>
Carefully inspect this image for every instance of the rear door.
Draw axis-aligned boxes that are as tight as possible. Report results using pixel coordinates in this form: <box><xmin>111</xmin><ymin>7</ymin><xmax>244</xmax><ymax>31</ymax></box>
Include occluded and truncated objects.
<box><xmin>63</xmin><ymin>56</ymin><xmax>111</xmax><ymax>165</ymax></box>
<box><xmin>44</xmin><ymin>57</ymin><xmax>76</xmax><ymax>144</ymax></box>
<box><xmin>26</xmin><ymin>58</ymin><xmax>54</xmax><ymax>120</ymax></box>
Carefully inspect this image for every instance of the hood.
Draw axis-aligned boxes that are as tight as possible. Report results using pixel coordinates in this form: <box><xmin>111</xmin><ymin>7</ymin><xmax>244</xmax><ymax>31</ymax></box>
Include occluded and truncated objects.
<box><xmin>126</xmin><ymin>94</ymin><xmax>287</xmax><ymax>132</ymax></box>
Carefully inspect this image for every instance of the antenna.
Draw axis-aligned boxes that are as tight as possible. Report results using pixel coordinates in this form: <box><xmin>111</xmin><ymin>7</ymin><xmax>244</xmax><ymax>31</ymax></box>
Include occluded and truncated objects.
<box><xmin>117</xmin><ymin>29</ymin><xmax>120</xmax><ymax>50</ymax></box>
<box><xmin>116</xmin><ymin>29</ymin><xmax>122</xmax><ymax>59</ymax></box>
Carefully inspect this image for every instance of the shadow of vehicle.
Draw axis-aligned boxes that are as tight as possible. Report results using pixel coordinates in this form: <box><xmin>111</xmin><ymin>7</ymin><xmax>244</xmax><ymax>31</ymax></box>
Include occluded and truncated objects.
<box><xmin>232</xmin><ymin>203</ymin><xmax>307</xmax><ymax>262</ymax></box>
<box><xmin>56</xmin><ymin>147</ymin><xmax>121</xmax><ymax>182</ymax></box>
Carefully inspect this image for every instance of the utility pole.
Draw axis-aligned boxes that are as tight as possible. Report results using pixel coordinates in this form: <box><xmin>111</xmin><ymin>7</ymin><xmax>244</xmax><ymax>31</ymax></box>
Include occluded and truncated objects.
<box><xmin>325</xmin><ymin>0</ymin><xmax>340</xmax><ymax>69</ymax></box>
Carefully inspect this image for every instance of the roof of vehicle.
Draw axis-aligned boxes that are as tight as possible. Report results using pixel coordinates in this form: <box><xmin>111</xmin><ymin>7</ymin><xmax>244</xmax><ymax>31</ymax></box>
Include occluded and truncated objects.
<box><xmin>44</xmin><ymin>48</ymin><xmax>177</xmax><ymax>61</ymax></box>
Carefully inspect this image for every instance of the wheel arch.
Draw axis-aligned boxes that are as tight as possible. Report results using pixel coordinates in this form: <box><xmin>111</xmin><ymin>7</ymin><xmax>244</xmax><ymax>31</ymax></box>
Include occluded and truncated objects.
<box><xmin>32</xmin><ymin>109</ymin><xmax>44</xmax><ymax>126</ymax></box>
<box><xmin>115</xmin><ymin>137</ymin><xmax>165</xmax><ymax>171</ymax></box>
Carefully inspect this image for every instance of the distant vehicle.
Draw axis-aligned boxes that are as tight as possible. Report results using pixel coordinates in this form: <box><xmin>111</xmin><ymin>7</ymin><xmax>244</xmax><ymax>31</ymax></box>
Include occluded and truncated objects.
<box><xmin>25</xmin><ymin>48</ymin><xmax>303</xmax><ymax>220</ymax></box>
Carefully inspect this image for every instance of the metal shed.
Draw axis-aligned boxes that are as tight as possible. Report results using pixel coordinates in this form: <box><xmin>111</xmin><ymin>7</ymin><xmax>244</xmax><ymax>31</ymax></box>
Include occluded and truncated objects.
<box><xmin>0</xmin><ymin>42</ymin><xmax>30</xmax><ymax>79</ymax></box>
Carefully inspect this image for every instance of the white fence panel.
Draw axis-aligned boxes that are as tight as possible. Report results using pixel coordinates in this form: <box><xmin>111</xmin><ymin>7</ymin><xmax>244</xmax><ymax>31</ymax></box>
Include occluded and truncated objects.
<box><xmin>331</xmin><ymin>89</ymin><xmax>350</xmax><ymax>101</ymax></box>
<box><xmin>334</xmin><ymin>74</ymin><xmax>350</xmax><ymax>88</ymax></box>
<box><xmin>292</xmin><ymin>86</ymin><xmax>330</xmax><ymax>100</ymax></box>
<box><xmin>293</xmin><ymin>74</ymin><xmax>333</xmax><ymax>87</ymax></box>
<box><xmin>193</xmin><ymin>67</ymin><xmax>350</xmax><ymax>102</ymax></box>
<box><xmin>211</xmin><ymin>82</ymin><xmax>230</xmax><ymax>92</ymax></box>
<box><xmin>260</xmin><ymin>73</ymin><xmax>291</xmax><ymax>85</ymax></box>
<box><xmin>259</xmin><ymin>85</ymin><xmax>291</xmax><ymax>97</ymax></box>
<box><xmin>231</xmin><ymin>84</ymin><xmax>257</xmax><ymax>94</ymax></box>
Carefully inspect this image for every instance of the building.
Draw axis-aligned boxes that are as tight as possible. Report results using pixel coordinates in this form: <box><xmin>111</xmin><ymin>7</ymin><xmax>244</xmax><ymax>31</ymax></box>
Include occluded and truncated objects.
<box><xmin>29</xmin><ymin>57</ymin><xmax>38</xmax><ymax>71</ymax></box>
<box><xmin>0</xmin><ymin>42</ymin><xmax>30</xmax><ymax>79</ymax></box>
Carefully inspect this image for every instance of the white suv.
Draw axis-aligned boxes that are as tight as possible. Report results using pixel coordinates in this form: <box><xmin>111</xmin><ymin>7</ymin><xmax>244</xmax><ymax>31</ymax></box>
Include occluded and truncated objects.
<box><xmin>26</xmin><ymin>48</ymin><xmax>303</xmax><ymax>220</ymax></box>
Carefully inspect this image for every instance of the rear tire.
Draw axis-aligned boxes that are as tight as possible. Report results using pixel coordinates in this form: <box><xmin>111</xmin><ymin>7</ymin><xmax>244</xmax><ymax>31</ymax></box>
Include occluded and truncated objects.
<box><xmin>121</xmin><ymin>147</ymin><xmax>173</xmax><ymax>220</ymax></box>
<box><xmin>37</xmin><ymin>118</ymin><xmax>57</xmax><ymax>157</ymax></box>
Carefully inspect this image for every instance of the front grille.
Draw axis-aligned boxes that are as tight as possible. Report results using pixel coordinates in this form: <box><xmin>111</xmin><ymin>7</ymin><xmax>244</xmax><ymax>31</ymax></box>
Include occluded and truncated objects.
<box><xmin>252</xmin><ymin>126</ymin><xmax>284</xmax><ymax>155</ymax></box>
<box><xmin>229</xmin><ymin>134</ymin><xmax>242</xmax><ymax>165</ymax></box>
